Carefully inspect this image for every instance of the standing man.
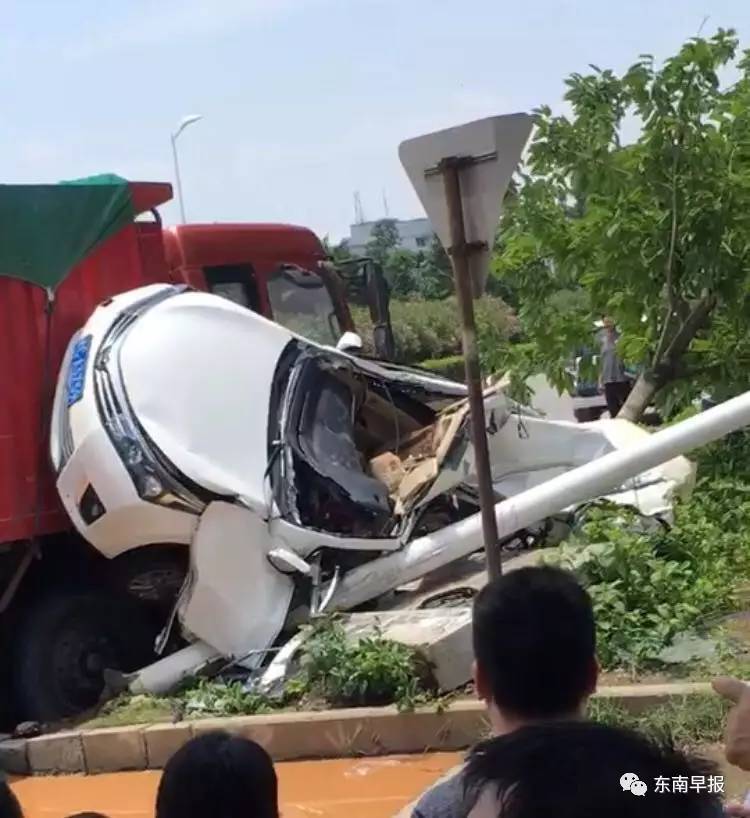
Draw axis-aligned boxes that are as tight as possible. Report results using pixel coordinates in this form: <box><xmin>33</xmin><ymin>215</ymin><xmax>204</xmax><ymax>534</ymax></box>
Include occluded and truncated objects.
<box><xmin>597</xmin><ymin>315</ymin><xmax>631</xmax><ymax>418</ymax></box>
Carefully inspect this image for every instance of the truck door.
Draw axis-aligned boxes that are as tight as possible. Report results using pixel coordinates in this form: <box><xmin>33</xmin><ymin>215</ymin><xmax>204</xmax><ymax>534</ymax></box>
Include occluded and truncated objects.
<box><xmin>202</xmin><ymin>264</ymin><xmax>262</xmax><ymax>313</ymax></box>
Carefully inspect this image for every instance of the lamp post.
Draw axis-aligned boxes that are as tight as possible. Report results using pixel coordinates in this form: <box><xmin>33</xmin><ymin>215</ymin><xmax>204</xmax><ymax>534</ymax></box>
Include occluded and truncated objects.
<box><xmin>170</xmin><ymin>114</ymin><xmax>203</xmax><ymax>223</ymax></box>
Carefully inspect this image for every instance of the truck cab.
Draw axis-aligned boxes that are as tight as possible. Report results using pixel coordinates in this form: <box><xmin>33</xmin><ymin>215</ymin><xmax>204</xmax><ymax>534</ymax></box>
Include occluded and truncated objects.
<box><xmin>163</xmin><ymin>224</ymin><xmax>354</xmax><ymax>347</ymax></box>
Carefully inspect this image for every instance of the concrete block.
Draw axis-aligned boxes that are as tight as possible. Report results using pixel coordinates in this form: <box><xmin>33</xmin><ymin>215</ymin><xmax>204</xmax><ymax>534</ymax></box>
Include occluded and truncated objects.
<box><xmin>144</xmin><ymin>722</ymin><xmax>193</xmax><ymax>769</ymax></box>
<box><xmin>27</xmin><ymin>731</ymin><xmax>84</xmax><ymax>774</ymax></box>
<box><xmin>259</xmin><ymin>710</ymin><xmax>381</xmax><ymax>760</ymax></box>
<box><xmin>596</xmin><ymin>682</ymin><xmax>713</xmax><ymax>715</ymax></box>
<box><xmin>193</xmin><ymin>709</ymin><xmax>377</xmax><ymax>760</ymax></box>
<box><xmin>341</xmin><ymin>609</ymin><xmax>474</xmax><ymax>691</ymax></box>
<box><xmin>191</xmin><ymin>702</ymin><xmax>489</xmax><ymax>763</ymax></box>
<box><xmin>82</xmin><ymin>725</ymin><xmax>146</xmax><ymax>773</ymax></box>
<box><xmin>361</xmin><ymin>704</ymin><xmax>487</xmax><ymax>755</ymax></box>
<box><xmin>0</xmin><ymin>739</ymin><xmax>29</xmax><ymax>775</ymax></box>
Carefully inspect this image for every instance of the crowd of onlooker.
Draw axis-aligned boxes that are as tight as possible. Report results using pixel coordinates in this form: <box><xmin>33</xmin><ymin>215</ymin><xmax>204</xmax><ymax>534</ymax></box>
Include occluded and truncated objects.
<box><xmin>1</xmin><ymin>566</ymin><xmax>749</xmax><ymax>818</ymax></box>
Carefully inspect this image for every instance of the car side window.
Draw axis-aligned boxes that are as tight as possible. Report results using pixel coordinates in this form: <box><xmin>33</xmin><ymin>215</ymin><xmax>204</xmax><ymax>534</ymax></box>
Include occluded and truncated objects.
<box><xmin>203</xmin><ymin>264</ymin><xmax>261</xmax><ymax>313</ymax></box>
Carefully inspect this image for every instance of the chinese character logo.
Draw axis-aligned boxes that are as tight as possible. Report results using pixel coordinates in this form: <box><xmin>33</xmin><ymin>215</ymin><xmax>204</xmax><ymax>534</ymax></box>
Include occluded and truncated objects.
<box><xmin>652</xmin><ymin>775</ymin><xmax>724</xmax><ymax>795</ymax></box>
<box><xmin>620</xmin><ymin>773</ymin><xmax>648</xmax><ymax>796</ymax></box>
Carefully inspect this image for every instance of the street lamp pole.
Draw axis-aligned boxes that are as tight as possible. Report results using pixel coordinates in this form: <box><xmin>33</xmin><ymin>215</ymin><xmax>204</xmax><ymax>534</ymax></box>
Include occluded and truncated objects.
<box><xmin>170</xmin><ymin>114</ymin><xmax>203</xmax><ymax>224</ymax></box>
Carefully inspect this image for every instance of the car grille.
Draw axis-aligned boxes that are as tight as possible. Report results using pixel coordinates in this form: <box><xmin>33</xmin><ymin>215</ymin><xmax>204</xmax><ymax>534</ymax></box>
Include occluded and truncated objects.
<box><xmin>58</xmin><ymin>400</ymin><xmax>75</xmax><ymax>469</ymax></box>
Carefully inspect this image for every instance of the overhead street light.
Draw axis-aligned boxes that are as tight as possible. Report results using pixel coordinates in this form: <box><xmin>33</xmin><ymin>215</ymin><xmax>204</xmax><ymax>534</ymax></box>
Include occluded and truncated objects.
<box><xmin>170</xmin><ymin>114</ymin><xmax>203</xmax><ymax>223</ymax></box>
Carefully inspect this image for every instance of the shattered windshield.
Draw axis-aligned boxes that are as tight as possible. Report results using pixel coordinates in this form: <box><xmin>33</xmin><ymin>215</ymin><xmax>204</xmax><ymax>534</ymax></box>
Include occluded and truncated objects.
<box><xmin>267</xmin><ymin>265</ymin><xmax>341</xmax><ymax>346</ymax></box>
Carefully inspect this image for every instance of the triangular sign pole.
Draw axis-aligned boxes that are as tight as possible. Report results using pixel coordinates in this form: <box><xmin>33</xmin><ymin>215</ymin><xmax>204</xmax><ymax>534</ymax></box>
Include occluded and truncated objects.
<box><xmin>399</xmin><ymin>114</ymin><xmax>533</xmax><ymax>579</ymax></box>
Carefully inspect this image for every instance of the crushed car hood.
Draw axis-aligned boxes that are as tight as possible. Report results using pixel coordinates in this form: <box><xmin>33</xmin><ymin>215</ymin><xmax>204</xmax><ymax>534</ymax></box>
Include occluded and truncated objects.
<box><xmin>119</xmin><ymin>291</ymin><xmax>295</xmax><ymax>509</ymax></box>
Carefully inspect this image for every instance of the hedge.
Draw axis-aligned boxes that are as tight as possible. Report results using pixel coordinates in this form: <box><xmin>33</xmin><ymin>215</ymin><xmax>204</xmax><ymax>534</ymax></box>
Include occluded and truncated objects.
<box><xmin>419</xmin><ymin>355</ymin><xmax>466</xmax><ymax>382</ymax></box>
<box><xmin>352</xmin><ymin>296</ymin><xmax>517</xmax><ymax>364</ymax></box>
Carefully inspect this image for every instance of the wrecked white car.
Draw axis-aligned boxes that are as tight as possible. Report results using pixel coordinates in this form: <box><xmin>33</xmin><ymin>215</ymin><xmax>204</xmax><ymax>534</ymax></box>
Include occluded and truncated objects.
<box><xmin>51</xmin><ymin>283</ymin><xmax>696</xmax><ymax>693</ymax></box>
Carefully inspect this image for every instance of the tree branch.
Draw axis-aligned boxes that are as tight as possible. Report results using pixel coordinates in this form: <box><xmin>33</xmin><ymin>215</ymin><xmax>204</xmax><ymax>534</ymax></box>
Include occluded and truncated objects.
<box><xmin>653</xmin><ymin>143</ymin><xmax>681</xmax><ymax>364</ymax></box>
<box><xmin>664</xmin><ymin>145</ymin><xmax>680</xmax><ymax>315</ymax></box>
<box><xmin>653</xmin><ymin>309</ymin><xmax>680</xmax><ymax>363</ymax></box>
<box><xmin>662</xmin><ymin>290</ymin><xmax>717</xmax><ymax>362</ymax></box>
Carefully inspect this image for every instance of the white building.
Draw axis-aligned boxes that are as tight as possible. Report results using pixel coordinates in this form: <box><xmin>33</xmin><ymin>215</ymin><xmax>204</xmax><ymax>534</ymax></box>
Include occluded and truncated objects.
<box><xmin>348</xmin><ymin>217</ymin><xmax>434</xmax><ymax>256</ymax></box>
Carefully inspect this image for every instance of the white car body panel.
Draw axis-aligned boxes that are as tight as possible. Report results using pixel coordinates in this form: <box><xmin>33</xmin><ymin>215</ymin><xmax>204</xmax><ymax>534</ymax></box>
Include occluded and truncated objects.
<box><xmin>268</xmin><ymin>517</ymin><xmax>401</xmax><ymax>555</ymax></box>
<box><xmin>180</xmin><ymin>502</ymin><xmax>294</xmax><ymax>666</ymax></box>
<box><xmin>56</xmin><ymin>422</ymin><xmax>197</xmax><ymax>558</ymax></box>
<box><xmin>120</xmin><ymin>292</ymin><xmax>294</xmax><ymax>508</ymax></box>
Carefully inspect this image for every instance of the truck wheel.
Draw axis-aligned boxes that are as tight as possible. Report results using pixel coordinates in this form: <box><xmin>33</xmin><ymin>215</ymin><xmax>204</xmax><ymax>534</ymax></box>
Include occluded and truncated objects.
<box><xmin>12</xmin><ymin>591</ymin><xmax>155</xmax><ymax>723</ymax></box>
<box><xmin>109</xmin><ymin>546</ymin><xmax>188</xmax><ymax>615</ymax></box>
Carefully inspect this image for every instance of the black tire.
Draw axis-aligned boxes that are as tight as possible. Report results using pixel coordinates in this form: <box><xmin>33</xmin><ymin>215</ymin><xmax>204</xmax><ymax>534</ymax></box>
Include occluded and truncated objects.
<box><xmin>12</xmin><ymin>591</ymin><xmax>156</xmax><ymax>723</ymax></box>
<box><xmin>109</xmin><ymin>546</ymin><xmax>188</xmax><ymax>614</ymax></box>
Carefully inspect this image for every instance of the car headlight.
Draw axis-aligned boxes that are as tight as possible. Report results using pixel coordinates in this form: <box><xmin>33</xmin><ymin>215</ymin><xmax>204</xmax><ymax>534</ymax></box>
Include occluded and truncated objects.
<box><xmin>92</xmin><ymin>291</ymin><xmax>207</xmax><ymax>517</ymax></box>
<box><xmin>103</xmin><ymin>414</ymin><xmax>197</xmax><ymax>513</ymax></box>
<box><xmin>109</xmin><ymin>429</ymin><xmax>165</xmax><ymax>499</ymax></box>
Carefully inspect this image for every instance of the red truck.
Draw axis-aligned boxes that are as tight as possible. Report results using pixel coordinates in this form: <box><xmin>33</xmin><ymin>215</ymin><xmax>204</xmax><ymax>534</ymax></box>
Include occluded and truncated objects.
<box><xmin>0</xmin><ymin>178</ymin><xmax>390</xmax><ymax>723</ymax></box>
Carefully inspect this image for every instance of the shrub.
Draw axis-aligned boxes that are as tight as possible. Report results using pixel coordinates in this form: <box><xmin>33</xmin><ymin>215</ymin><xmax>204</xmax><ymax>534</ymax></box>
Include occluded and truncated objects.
<box><xmin>548</xmin><ymin>431</ymin><xmax>750</xmax><ymax>671</ymax></box>
<box><xmin>298</xmin><ymin>617</ymin><xmax>434</xmax><ymax>709</ymax></box>
<box><xmin>180</xmin><ymin>679</ymin><xmax>272</xmax><ymax>717</ymax></box>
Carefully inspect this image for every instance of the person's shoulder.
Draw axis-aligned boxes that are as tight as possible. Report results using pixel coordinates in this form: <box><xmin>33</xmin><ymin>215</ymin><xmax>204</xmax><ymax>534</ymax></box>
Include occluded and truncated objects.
<box><xmin>411</xmin><ymin>769</ymin><xmax>471</xmax><ymax>818</ymax></box>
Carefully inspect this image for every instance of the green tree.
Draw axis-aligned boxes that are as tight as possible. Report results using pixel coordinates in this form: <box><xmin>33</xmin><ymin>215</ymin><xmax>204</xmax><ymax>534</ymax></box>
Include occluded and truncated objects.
<box><xmin>366</xmin><ymin>219</ymin><xmax>400</xmax><ymax>266</ymax></box>
<box><xmin>417</xmin><ymin>236</ymin><xmax>454</xmax><ymax>299</ymax></box>
<box><xmin>385</xmin><ymin>247</ymin><xmax>421</xmax><ymax>297</ymax></box>
<box><xmin>491</xmin><ymin>29</ymin><xmax>750</xmax><ymax>419</ymax></box>
<box><xmin>321</xmin><ymin>236</ymin><xmax>353</xmax><ymax>265</ymax></box>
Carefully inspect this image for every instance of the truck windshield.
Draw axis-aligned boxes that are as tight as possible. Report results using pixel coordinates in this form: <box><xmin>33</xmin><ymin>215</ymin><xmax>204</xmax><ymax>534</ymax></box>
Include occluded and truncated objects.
<box><xmin>267</xmin><ymin>265</ymin><xmax>341</xmax><ymax>346</ymax></box>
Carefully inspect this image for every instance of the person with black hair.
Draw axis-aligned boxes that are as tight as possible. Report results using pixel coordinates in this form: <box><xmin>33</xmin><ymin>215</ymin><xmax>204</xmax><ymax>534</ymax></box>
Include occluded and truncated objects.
<box><xmin>0</xmin><ymin>778</ymin><xmax>22</xmax><ymax>818</ymax></box>
<box><xmin>155</xmin><ymin>731</ymin><xmax>278</xmax><ymax>818</ymax></box>
<box><xmin>463</xmin><ymin>721</ymin><xmax>722</xmax><ymax>818</ymax></box>
<box><xmin>65</xmin><ymin>813</ymin><xmax>110</xmax><ymax>817</ymax></box>
<box><xmin>410</xmin><ymin>566</ymin><xmax>598</xmax><ymax>818</ymax></box>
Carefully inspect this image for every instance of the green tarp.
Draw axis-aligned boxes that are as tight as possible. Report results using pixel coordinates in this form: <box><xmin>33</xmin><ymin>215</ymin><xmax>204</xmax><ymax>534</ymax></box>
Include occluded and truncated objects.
<box><xmin>0</xmin><ymin>173</ymin><xmax>135</xmax><ymax>291</ymax></box>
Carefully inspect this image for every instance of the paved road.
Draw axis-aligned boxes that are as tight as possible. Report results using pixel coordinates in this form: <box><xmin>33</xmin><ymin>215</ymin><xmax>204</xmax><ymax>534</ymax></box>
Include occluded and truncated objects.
<box><xmin>11</xmin><ymin>752</ymin><xmax>462</xmax><ymax>818</ymax></box>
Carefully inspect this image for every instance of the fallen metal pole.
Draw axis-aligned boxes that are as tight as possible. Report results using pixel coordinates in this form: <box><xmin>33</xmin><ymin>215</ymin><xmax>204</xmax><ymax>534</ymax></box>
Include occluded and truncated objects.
<box><xmin>440</xmin><ymin>156</ymin><xmax>502</xmax><ymax>579</ymax></box>
<box><xmin>329</xmin><ymin>391</ymin><xmax>750</xmax><ymax>611</ymax></box>
<box><xmin>127</xmin><ymin>640</ymin><xmax>221</xmax><ymax>696</ymax></box>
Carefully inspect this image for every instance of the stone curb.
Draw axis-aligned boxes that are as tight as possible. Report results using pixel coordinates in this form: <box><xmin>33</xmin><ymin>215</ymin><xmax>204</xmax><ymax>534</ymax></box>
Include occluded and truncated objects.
<box><xmin>0</xmin><ymin>682</ymin><xmax>716</xmax><ymax>776</ymax></box>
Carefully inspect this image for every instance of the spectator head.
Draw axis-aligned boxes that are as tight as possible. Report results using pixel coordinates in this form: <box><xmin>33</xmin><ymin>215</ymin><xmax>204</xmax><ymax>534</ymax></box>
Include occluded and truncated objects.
<box><xmin>65</xmin><ymin>814</ymin><xmax>110</xmax><ymax>817</ymax></box>
<box><xmin>471</xmin><ymin>566</ymin><xmax>597</xmax><ymax>727</ymax></box>
<box><xmin>602</xmin><ymin>315</ymin><xmax>616</xmax><ymax>329</ymax></box>
<box><xmin>463</xmin><ymin>720</ymin><xmax>721</xmax><ymax>818</ymax></box>
<box><xmin>156</xmin><ymin>731</ymin><xmax>278</xmax><ymax>818</ymax></box>
<box><xmin>0</xmin><ymin>779</ymin><xmax>22</xmax><ymax>818</ymax></box>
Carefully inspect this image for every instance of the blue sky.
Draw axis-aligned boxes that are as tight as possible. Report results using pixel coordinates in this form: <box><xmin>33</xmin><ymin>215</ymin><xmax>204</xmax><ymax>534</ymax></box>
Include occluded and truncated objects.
<box><xmin>4</xmin><ymin>0</ymin><xmax>749</xmax><ymax>239</ymax></box>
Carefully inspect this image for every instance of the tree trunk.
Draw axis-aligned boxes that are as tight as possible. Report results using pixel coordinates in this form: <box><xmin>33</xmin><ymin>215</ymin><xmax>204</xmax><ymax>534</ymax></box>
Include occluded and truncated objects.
<box><xmin>618</xmin><ymin>293</ymin><xmax>716</xmax><ymax>423</ymax></box>
<box><xmin>618</xmin><ymin>371</ymin><xmax>661</xmax><ymax>422</ymax></box>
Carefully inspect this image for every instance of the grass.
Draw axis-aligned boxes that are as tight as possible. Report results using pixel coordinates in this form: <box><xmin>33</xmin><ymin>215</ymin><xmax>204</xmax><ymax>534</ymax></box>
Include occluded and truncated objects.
<box><xmin>589</xmin><ymin>694</ymin><xmax>729</xmax><ymax>750</ymax></box>
<box><xmin>83</xmin><ymin>695</ymin><xmax>177</xmax><ymax>729</ymax></box>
